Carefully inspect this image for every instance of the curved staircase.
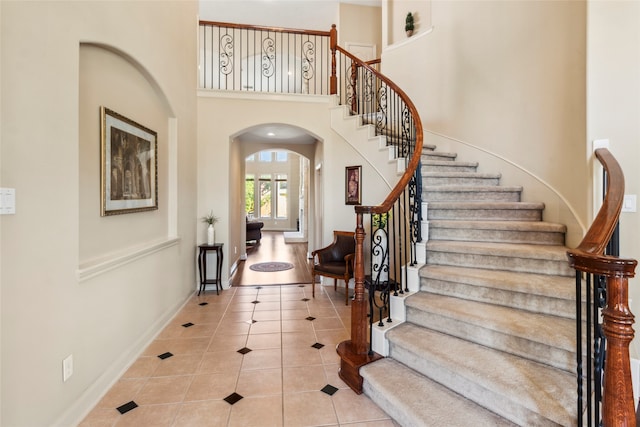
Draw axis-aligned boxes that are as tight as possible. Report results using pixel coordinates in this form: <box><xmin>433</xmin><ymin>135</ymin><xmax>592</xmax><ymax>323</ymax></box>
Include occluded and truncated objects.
<box><xmin>361</xmin><ymin>144</ymin><xmax>578</xmax><ymax>426</ymax></box>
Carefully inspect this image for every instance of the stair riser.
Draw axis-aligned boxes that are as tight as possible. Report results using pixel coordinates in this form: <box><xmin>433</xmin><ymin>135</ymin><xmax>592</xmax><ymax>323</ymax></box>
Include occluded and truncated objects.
<box><xmin>388</xmin><ymin>343</ymin><xmax>566</xmax><ymax>426</ymax></box>
<box><xmin>419</xmin><ymin>279</ymin><xmax>579</xmax><ymax>320</ymax></box>
<box><xmin>424</xmin><ymin>190</ymin><xmax>521</xmax><ymax>202</ymax></box>
<box><xmin>423</xmin><ymin>176</ymin><xmax>500</xmax><ymax>186</ymax></box>
<box><xmin>429</xmin><ymin>227</ymin><xmax>565</xmax><ymax>245</ymax></box>
<box><xmin>404</xmin><ymin>307</ymin><xmax>575</xmax><ymax>372</ymax></box>
<box><xmin>427</xmin><ymin>208</ymin><xmax>542</xmax><ymax>221</ymax></box>
<box><xmin>426</xmin><ymin>251</ymin><xmax>574</xmax><ymax>277</ymax></box>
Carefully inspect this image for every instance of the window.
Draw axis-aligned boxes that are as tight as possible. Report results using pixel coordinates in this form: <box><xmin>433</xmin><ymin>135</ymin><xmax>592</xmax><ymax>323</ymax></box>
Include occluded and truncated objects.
<box><xmin>259</xmin><ymin>151</ymin><xmax>272</xmax><ymax>162</ymax></box>
<box><xmin>276</xmin><ymin>151</ymin><xmax>288</xmax><ymax>162</ymax></box>
<box><xmin>259</xmin><ymin>174</ymin><xmax>272</xmax><ymax>218</ymax></box>
<box><xmin>245</xmin><ymin>174</ymin><xmax>255</xmax><ymax>217</ymax></box>
<box><xmin>276</xmin><ymin>174</ymin><xmax>287</xmax><ymax>218</ymax></box>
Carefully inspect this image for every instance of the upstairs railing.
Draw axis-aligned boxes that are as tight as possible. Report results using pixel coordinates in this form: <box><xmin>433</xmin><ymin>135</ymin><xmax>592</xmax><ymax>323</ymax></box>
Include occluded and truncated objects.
<box><xmin>199</xmin><ymin>21</ymin><xmax>331</xmax><ymax>94</ymax></box>
<box><xmin>567</xmin><ymin>148</ymin><xmax>637</xmax><ymax>427</ymax></box>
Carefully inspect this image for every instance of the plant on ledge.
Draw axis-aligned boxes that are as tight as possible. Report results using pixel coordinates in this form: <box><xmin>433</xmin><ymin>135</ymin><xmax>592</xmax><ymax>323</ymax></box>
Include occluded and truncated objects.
<box><xmin>405</xmin><ymin>12</ymin><xmax>415</xmax><ymax>37</ymax></box>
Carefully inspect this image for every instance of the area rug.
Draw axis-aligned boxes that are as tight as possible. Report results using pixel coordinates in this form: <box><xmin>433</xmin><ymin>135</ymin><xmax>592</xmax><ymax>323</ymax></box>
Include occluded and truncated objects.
<box><xmin>249</xmin><ymin>262</ymin><xmax>294</xmax><ymax>272</ymax></box>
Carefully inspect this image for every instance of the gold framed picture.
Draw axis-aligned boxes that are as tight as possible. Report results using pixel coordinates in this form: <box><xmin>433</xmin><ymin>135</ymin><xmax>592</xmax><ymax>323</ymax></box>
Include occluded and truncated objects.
<box><xmin>345</xmin><ymin>165</ymin><xmax>361</xmax><ymax>205</ymax></box>
<box><xmin>100</xmin><ymin>107</ymin><xmax>158</xmax><ymax>216</ymax></box>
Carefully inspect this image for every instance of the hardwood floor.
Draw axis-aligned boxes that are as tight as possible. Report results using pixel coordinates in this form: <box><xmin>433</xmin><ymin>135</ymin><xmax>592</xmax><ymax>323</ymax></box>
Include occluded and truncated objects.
<box><xmin>231</xmin><ymin>231</ymin><xmax>314</xmax><ymax>286</ymax></box>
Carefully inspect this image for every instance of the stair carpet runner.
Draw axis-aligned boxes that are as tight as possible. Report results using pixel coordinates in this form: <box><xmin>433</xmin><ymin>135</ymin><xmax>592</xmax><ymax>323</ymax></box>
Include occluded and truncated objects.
<box><xmin>360</xmin><ymin>144</ymin><xmax>578</xmax><ymax>426</ymax></box>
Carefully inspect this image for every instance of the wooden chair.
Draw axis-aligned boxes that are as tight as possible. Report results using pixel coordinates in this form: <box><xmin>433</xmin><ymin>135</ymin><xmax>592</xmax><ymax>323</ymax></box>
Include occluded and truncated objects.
<box><xmin>311</xmin><ymin>230</ymin><xmax>355</xmax><ymax>305</ymax></box>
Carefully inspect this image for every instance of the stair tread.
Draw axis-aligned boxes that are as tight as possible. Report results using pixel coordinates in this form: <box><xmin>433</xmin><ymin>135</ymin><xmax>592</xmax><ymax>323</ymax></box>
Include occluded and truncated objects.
<box><xmin>429</xmin><ymin>219</ymin><xmax>566</xmax><ymax>232</ymax></box>
<box><xmin>423</xmin><ymin>159</ymin><xmax>478</xmax><ymax>167</ymax></box>
<box><xmin>426</xmin><ymin>240</ymin><xmax>570</xmax><ymax>259</ymax></box>
<box><xmin>427</xmin><ymin>201</ymin><xmax>544</xmax><ymax>210</ymax></box>
<box><xmin>405</xmin><ymin>292</ymin><xmax>576</xmax><ymax>352</ymax></box>
<box><xmin>423</xmin><ymin>171</ymin><xmax>501</xmax><ymax>179</ymax></box>
<box><xmin>425</xmin><ymin>185</ymin><xmax>522</xmax><ymax>191</ymax></box>
<box><xmin>387</xmin><ymin>323</ymin><xmax>576</xmax><ymax>426</ymax></box>
<box><xmin>419</xmin><ymin>264</ymin><xmax>577</xmax><ymax>301</ymax></box>
<box><xmin>362</xmin><ymin>358</ymin><xmax>517</xmax><ymax>427</ymax></box>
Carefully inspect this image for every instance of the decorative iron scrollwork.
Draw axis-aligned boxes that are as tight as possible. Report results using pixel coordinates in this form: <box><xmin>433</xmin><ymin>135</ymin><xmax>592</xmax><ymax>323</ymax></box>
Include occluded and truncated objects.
<box><xmin>262</xmin><ymin>37</ymin><xmax>276</xmax><ymax>78</ymax></box>
<box><xmin>219</xmin><ymin>34</ymin><xmax>234</xmax><ymax>76</ymax></box>
<box><xmin>301</xmin><ymin>40</ymin><xmax>315</xmax><ymax>81</ymax></box>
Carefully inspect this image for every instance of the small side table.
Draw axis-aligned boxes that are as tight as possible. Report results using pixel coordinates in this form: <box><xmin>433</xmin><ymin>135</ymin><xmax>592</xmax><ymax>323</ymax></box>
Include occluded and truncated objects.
<box><xmin>197</xmin><ymin>243</ymin><xmax>224</xmax><ymax>295</ymax></box>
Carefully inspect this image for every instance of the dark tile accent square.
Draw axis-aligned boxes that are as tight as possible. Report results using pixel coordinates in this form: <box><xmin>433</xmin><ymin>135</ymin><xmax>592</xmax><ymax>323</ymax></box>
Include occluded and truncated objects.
<box><xmin>256</xmin><ymin>286</ymin><xmax>263</xmax><ymax>289</ymax></box>
<box><xmin>306</xmin><ymin>316</ymin><xmax>316</xmax><ymax>321</ymax></box>
<box><xmin>116</xmin><ymin>401</ymin><xmax>138</xmax><ymax>414</ymax></box>
<box><xmin>237</xmin><ymin>347</ymin><xmax>252</xmax><ymax>355</ymax></box>
<box><xmin>245</xmin><ymin>319</ymin><xmax>257</xmax><ymax>324</ymax></box>
<box><xmin>182</xmin><ymin>322</ymin><xmax>194</xmax><ymax>328</ymax></box>
<box><xmin>311</xmin><ymin>342</ymin><xmax>325</xmax><ymax>349</ymax></box>
<box><xmin>321</xmin><ymin>384</ymin><xmax>338</xmax><ymax>396</ymax></box>
<box><xmin>157</xmin><ymin>352</ymin><xmax>173</xmax><ymax>360</ymax></box>
<box><xmin>298</xmin><ymin>284</ymin><xmax>305</xmax><ymax>287</ymax></box>
<box><xmin>199</xmin><ymin>302</ymin><xmax>208</xmax><ymax>306</ymax></box>
<box><xmin>224</xmin><ymin>392</ymin><xmax>244</xmax><ymax>405</ymax></box>
<box><xmin>251</xmin><ymin>300</ymin><xmax>260</xmax><ymax>304</ymax></box>
<box><xmin>301</xmin><ymin>298</ymin><xmax>310</xmax><ymax>302</ymax></box>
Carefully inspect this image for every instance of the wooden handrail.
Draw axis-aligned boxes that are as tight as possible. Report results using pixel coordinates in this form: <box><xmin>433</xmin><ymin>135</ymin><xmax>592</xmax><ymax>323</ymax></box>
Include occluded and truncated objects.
<box><xmin>567</xmin><ymin>148</ymin><xmax>637</xmax><ymax>427</ymax></box>
<box><xmin>199</xmin><ymin>20</ymin><xmax>331</xmax><ymax>37</ymax></box>
<box><xmin>332</xmin><ymin>39</ymin><xmax>424</xmax><ymax>394</ymax></box>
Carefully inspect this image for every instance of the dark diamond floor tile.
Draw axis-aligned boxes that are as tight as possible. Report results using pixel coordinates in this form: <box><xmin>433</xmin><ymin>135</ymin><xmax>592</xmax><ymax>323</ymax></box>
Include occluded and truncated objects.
<box><xmin>256</xmin><ymin>286</ymin><xmax>263</xmax><ymax>289</ymax></box>
<box><xmin>245</xmin><ymin>319</ymin><xmax>257</xmax><ymax>324</ymax></box>
<box><xmin>157</xmin><ymin>352</ymin><xmax>173</xmax><ymax>360</ymax></box>
<box><xmin>237</xmin><ymin>347</ymin><xmax>252</xmax><ymax>355</ymax></box>
<box><xmin>306</xmin><ymin>316</ymin><xmax>316</xmax><ymax>321</ymax></box>
<box><xmin>301</xmin><ymin>298</ymin><xmax>310</xmax><ymax>302</ymax></box>
<box><xmin>311</xmin><ymin>342</ymin><xmax>325</xmax><ymax>349</ymax></box>
<box><xmin>298</xmin><ymin>284</ymin><xmax>305</xmax><ymax>287</ymax></box>
<box><xmin>116</xmin><ymin>401</ymin><xmax>138</xmax><ymax>414</ymax></box>
<box><xmin>321</xmin><ymin>384</ymin><xmax>338</xmax><ymax>396</ymax></box>
<box><xmin>199</xmin><ymin>302</ymin><xmax>208</xmax><ymax>306</ymax></box>
<box><xmin>252</xmin><ymin>300</ymin><xmax>260</xmax><ymax>304</ymax></box>
<box><xmin>182</xmin><ymin>322</ymin><xmax>194</xmax><ymax>328</ymax></box>
<box><xmin>224</xmin><ymin>392</ymin><xmax>244</xmax><ymax>405</ymax></box>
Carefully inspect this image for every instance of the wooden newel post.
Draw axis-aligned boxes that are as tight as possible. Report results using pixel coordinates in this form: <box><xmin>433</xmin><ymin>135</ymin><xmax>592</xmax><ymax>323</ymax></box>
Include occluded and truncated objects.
<box><xmin>351</xmin><ymin>213</ymin><xmax>368</xmax><ymax>354</ymax></box>
<box><xmin>330</xmin><ymin>24</ymin><xmax>337</xmax><ymax>95</ymax></box>
<box><xmin>337</xmin><ymin>211</ymin><xmax>382</xmax><ymax>394</ymax></box>
<box><xmin>602</xmin><ymin>274</ymin><xmax>636</xmax><ymax>427</ymax></box>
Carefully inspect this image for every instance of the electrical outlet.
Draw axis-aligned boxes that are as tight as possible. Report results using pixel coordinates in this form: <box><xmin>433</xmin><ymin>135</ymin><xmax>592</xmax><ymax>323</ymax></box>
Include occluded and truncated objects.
<box><xmin>63</xmin><ymin>354</ymin><xmax>73</xmax><ymax>382</ymax></box>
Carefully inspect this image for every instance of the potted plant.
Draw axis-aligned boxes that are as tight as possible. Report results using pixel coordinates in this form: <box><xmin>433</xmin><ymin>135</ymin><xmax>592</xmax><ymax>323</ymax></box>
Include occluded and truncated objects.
<box><xmin>405</xmin><ymin>12</ymin><xmax>415</xmax><ymax>37</ymax></box>
<box><xmin>201</xmin><ymin>210</ymin><xmax>219</xmax><ymax>245</ymax></box>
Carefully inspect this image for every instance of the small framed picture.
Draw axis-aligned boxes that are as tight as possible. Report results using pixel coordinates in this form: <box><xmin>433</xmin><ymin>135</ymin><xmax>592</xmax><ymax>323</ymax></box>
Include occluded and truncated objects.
<box><xmin>100</xmin><ymin>107</ymin><xmax>158</xmax><ymax>216</ymax></box>
<box><xmin>345</xmin><ymin>165</ymin><xmax>362</xmax><ymax>205</ymax></box>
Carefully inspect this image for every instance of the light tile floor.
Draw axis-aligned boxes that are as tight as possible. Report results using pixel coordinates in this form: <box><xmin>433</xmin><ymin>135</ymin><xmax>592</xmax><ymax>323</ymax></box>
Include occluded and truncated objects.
<box><xmin>80</xmin><ymin>284</ymin><xmax>398</xmax><ymax>426</ymax></box>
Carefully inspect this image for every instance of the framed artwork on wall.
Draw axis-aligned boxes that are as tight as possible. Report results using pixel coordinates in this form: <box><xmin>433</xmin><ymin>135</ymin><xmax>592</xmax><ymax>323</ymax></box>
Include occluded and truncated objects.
<box><xmin>345</xmin><ymin>165</ymin><xmax>361</xmax><ymax>205</ymax></box>
<box><xmin>100</xmin><ymin>106</ymin><xmax>158</xmax><ymax>216</ymax></box>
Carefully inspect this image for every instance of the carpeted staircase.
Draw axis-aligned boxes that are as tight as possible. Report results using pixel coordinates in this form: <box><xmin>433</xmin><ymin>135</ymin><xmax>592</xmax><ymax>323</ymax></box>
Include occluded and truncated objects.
<box><xmin>360</xmin><ymin>145</ymin><xmax>578</xmax><ymax>426</ymax></box>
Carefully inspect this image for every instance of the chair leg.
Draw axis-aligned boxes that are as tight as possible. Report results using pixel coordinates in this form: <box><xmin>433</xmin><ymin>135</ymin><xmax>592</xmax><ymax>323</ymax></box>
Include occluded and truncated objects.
<box><xmin>312</xmin><ymin>274</ymin><xmax>315</xmax><ymax>298</ymax></box>
<box><xmin>334</xmin><ymin>278</ymin><xmax>337</xmax><ymax>291</ymax></box>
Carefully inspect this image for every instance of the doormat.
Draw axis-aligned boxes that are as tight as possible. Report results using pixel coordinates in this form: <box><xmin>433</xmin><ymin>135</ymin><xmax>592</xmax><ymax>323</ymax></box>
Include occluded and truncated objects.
<box><xmin>249</xmin><ymin>262</ymin><xmax>294</xmax><ymax>272</ymax></box>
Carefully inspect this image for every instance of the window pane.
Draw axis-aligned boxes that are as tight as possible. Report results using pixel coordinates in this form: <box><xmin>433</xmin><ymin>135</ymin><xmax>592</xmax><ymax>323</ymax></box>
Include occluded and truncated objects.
<box><xmin>276</xmin><ymin>180</ymin><xmax>287</xmax><ymax>218</ymax></box>
<box><xmin>259</xmin><ymin>180</ymin><xmax>272</xmax><ymax>217</ymax></box>
<box><xmin>275</xmin><ymin>151</ymin><xmax>287</xmax><ymax>162</ymax></box>
<box><xmin>245</xmin><ymin>175</ymin><xmax>255</xmax><ymax>217</ymax></box>
<box><xmin>259</xmin><ymin>151</ymin><xmax>272</xmax><ymax>162</ymax></box>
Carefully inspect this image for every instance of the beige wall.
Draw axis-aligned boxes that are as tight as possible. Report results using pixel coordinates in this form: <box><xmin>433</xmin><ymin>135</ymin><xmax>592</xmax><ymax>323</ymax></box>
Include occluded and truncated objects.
<box><xmin>339</xmin><ymin>3</ymin><xmax>382</xmax><ymax>57</ymax></box>
<box><xmin>0</xmin><ymin>1</ymin><xmax>198</xmax><ymax>425</ymax></box>
<box><xmin>381</xmin><ymin>0</ymin><xmax>588</xmax><ymax>246</ymax></box>
<box><xmin>587</xmin><ymin>0</ymin><xmax>640</xmax><ymax>355</ymax></box>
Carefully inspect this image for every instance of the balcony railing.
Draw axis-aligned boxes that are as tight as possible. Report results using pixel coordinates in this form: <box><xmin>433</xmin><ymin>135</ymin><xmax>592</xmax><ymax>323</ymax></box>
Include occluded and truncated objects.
<box><xmin>199</xmin><ymin>21</ymin><xmax>332</xmax><ymax>94</ymax></box>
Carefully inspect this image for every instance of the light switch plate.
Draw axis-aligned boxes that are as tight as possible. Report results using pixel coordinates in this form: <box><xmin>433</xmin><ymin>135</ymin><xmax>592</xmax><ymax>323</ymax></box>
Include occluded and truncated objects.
<box><xmin>622</xmin><ymin>194</ymin><xmax>637</xmax><ymax>213</ymax></box>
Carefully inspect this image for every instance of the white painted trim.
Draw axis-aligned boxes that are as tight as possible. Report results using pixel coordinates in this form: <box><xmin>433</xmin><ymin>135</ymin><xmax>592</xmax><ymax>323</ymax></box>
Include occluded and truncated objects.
<box><xmin>77</xmin><ymin>237</ymin><xmax>180</xmax><ymax>282</ymax></box>
<box><xmin>382</xmin><ymin>26</ymin><xmax>434</xmax><ymax>56</ymax></box>
<box><xmin>52</xmin><ymin>293</ymin><xmax>191</xmax><ymax>426</ymax></box>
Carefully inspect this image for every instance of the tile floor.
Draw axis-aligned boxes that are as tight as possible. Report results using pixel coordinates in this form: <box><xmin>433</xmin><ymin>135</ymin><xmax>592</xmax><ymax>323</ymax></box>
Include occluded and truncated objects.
<box><xmin>79</xmin><ymin>284</ymin><xmax>398</xmax><ymax>426</ymax></box>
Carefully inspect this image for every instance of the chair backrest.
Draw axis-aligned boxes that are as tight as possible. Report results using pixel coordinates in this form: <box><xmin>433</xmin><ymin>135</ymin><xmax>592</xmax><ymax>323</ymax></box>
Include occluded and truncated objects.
<box><xmin>323</xmin><ymin>231</ymin><xmax>355</xmax><ymax>262</ymax></box>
